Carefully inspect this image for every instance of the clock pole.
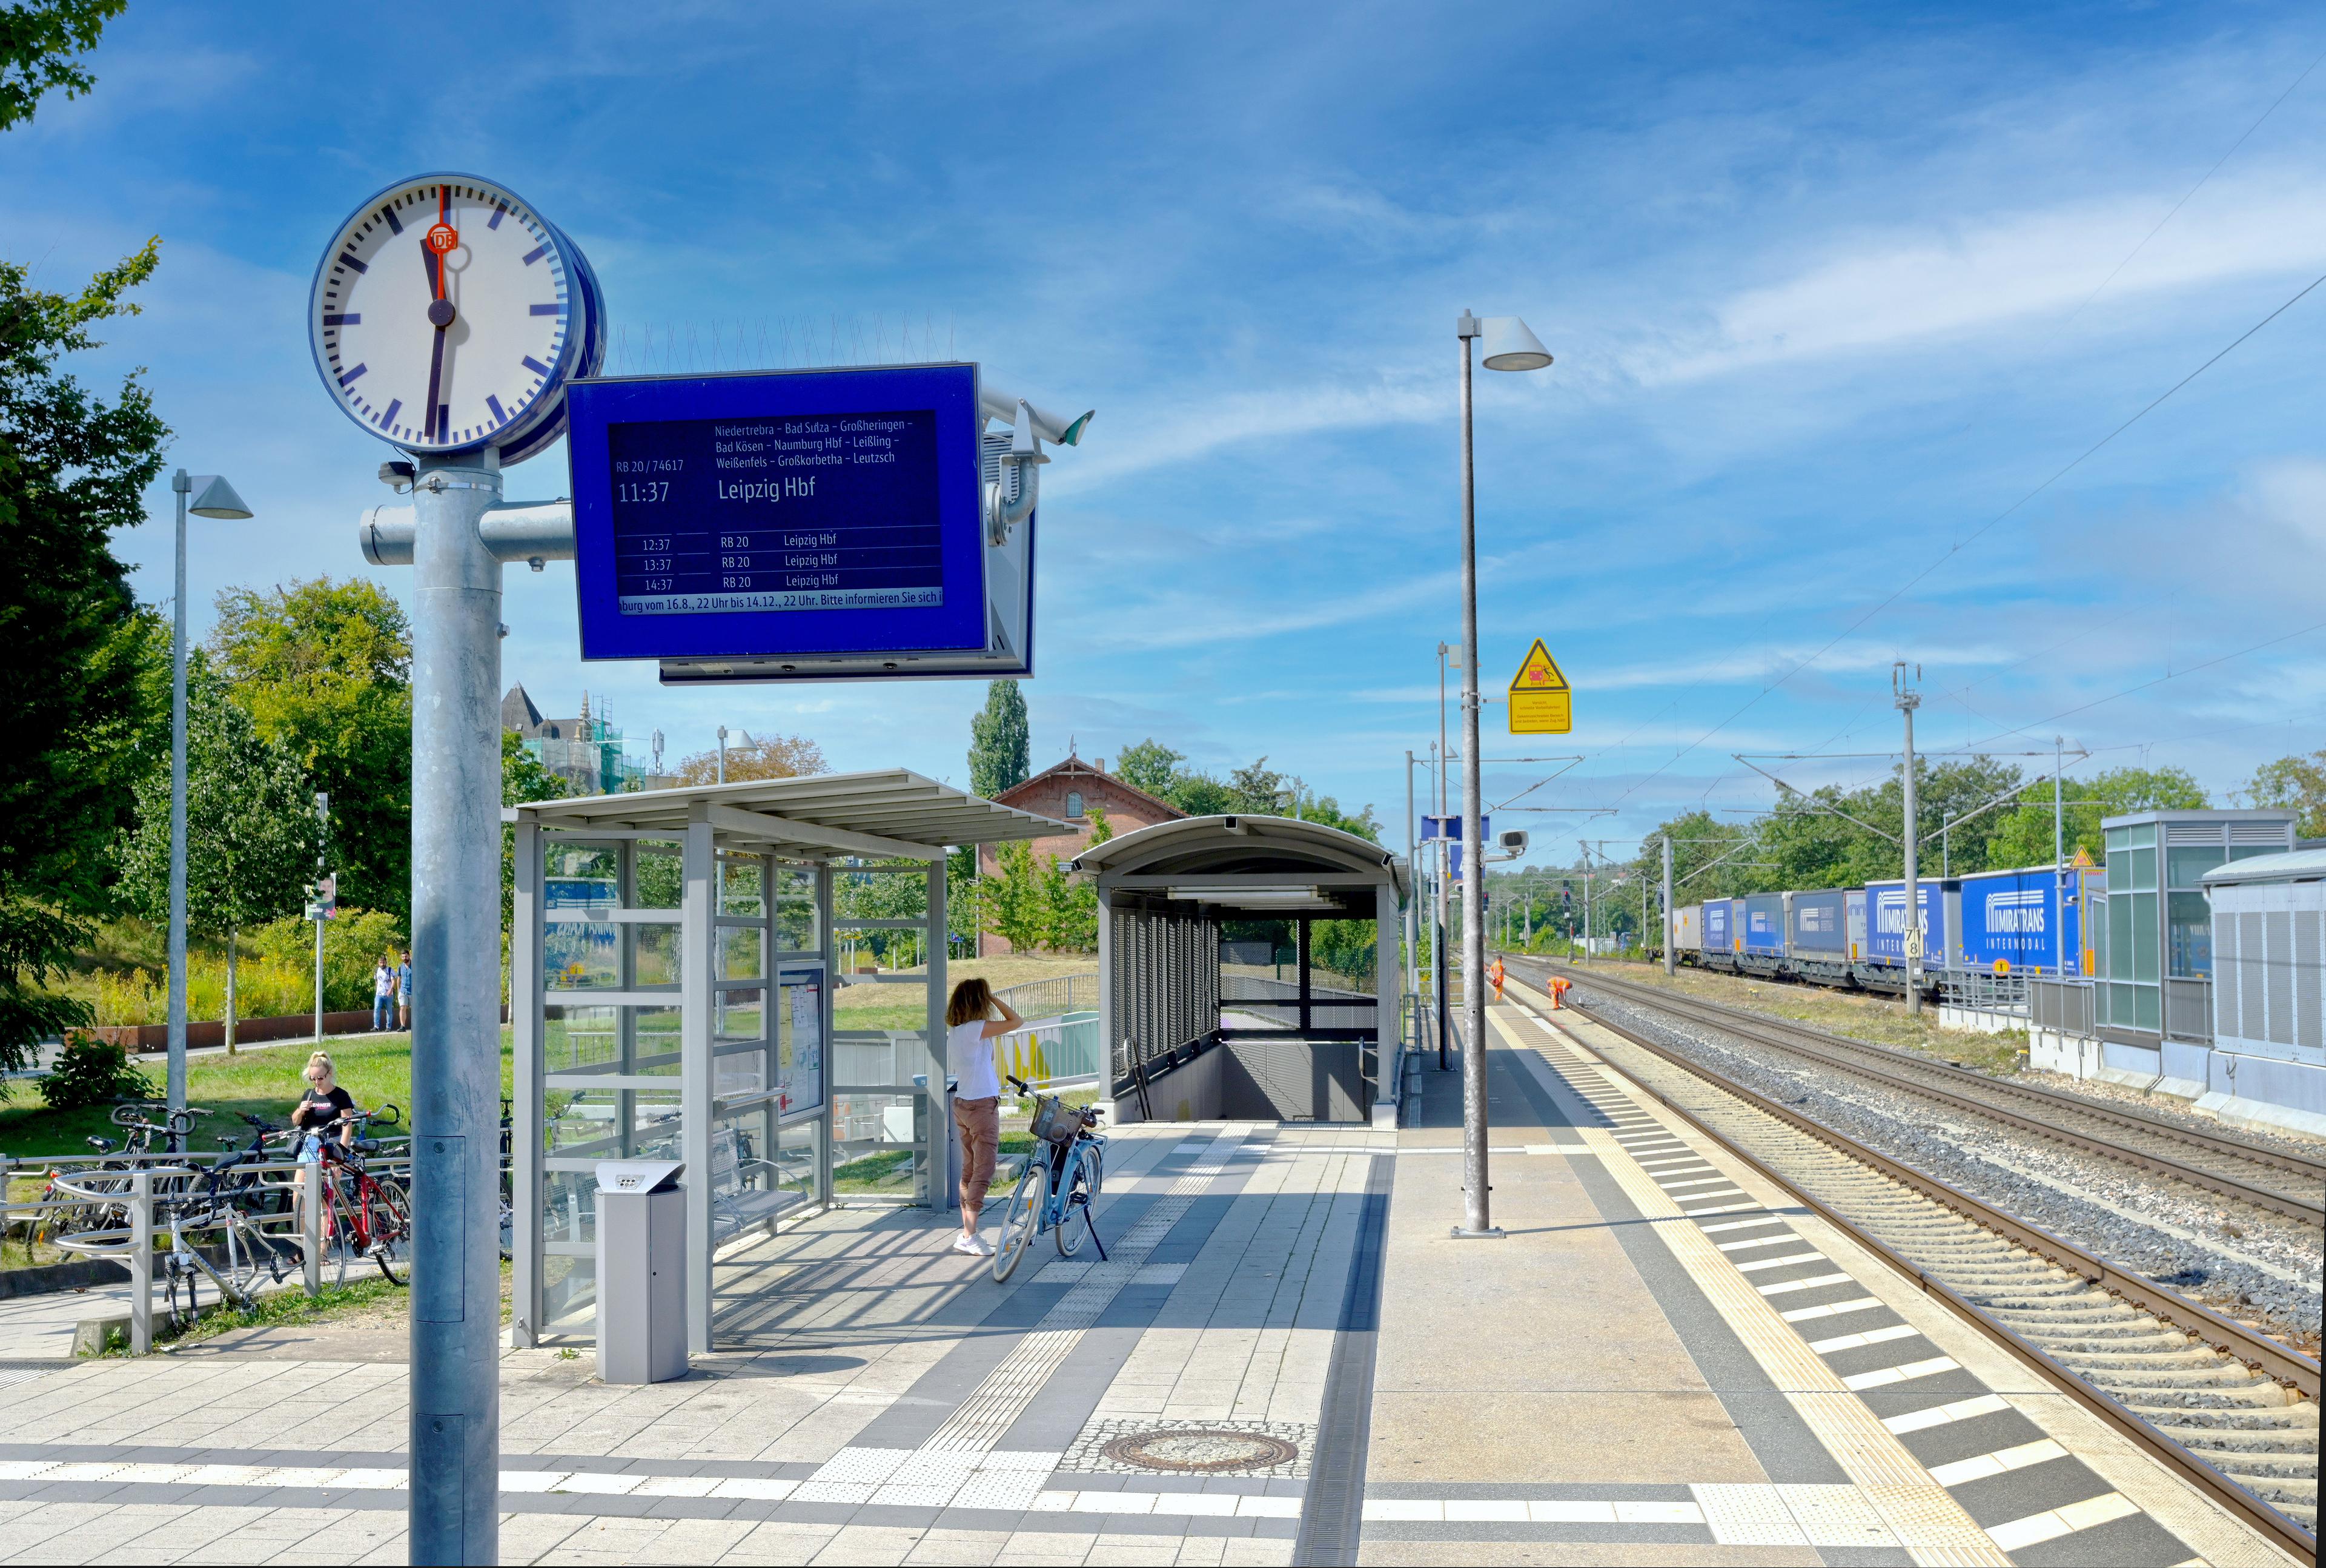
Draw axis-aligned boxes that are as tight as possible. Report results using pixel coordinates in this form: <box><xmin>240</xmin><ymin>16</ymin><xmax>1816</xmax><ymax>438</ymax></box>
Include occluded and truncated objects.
<box><xmin>408</xmin><ymin>455</ymin><xmax>508</xmax><ymax>1564</ymax></box>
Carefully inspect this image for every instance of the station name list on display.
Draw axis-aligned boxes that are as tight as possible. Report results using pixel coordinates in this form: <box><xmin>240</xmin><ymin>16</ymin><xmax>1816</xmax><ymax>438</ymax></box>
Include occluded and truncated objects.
<box><xmin>611</xmin><ymin>409</ymin><xmax>943</xmax><ymax>617</ymax></box>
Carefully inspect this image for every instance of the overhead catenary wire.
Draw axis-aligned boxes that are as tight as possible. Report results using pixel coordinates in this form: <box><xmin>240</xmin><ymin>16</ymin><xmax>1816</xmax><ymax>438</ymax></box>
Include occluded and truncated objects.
<box><xmin>1599</xmin><ymin>263</ymin><xmax>2326</xmax><ymax>815</ymax></box>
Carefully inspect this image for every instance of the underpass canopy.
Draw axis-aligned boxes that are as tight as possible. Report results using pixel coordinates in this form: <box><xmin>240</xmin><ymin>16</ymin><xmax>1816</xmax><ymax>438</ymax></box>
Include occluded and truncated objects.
<box><xmin>1072</xmin><ymin>816</ymin><xmax>1409</xmax><ymax>1120</ymax></box>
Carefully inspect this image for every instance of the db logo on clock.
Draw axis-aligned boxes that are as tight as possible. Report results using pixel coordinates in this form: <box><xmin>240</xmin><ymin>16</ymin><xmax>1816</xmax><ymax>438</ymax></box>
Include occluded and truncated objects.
<box><xmin>426</xmin><ymin>222</ymin><xmax>460</xmax><ymax>254</ymax></box>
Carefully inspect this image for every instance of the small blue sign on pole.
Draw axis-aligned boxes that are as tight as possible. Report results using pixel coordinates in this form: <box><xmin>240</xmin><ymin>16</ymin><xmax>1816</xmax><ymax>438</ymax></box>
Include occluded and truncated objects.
<box><xmin>1423</xmin><ymin>813</ymin><xmax>1488</xmax><ymax>844</ymax></box>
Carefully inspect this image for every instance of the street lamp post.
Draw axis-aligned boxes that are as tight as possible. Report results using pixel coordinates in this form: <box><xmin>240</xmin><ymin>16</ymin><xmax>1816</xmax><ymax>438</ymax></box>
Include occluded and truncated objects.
<box><xmin>1454</xmin><ymin>311</ymin><xmax>1552</xmax><ymax>1242</ymax></box>
<box><xmin>165</xmin><ymin>470</ymin><xmax>253</xmax><ymax>1130</ymax></box>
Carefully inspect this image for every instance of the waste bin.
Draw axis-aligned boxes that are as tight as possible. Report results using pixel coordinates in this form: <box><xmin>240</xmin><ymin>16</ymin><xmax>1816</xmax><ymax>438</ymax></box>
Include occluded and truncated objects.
<box><xmin>594</xmin><ymin>1159</ymin><xmax>686</xmax><ymax>1383</ymax></box>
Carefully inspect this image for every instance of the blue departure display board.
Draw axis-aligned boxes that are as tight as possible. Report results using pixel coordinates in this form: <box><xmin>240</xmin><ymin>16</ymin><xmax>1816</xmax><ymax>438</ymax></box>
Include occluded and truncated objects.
<box><xmin>569</xmin><ymin>366</ymin><xmax>986</xmax><ymax>661</ymax></box>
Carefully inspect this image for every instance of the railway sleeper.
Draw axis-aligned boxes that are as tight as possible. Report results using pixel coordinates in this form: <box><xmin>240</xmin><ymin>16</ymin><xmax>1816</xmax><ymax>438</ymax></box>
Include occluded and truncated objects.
<box><xmin>2177</xmin><ymin>1446</ymin><xmax>2319</xmax><ymax>1481</ymax></box>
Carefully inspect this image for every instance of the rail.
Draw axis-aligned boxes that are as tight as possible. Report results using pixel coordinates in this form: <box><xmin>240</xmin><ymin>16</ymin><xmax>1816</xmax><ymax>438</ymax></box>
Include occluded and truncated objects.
<box><xmin>993</xmin><ymin>972</ymin><xmax>1098</xmax><ymax>1019</ymax></box>
<box><xmin>1523</xmin><ymin>958</ymin><xmax>2326</xmax><ymax>1225</ymax></box>
<box><xmin>1530</xmin><ymin>987</ymin><xmax>2319</xmax><ymax>1561</ymax></box>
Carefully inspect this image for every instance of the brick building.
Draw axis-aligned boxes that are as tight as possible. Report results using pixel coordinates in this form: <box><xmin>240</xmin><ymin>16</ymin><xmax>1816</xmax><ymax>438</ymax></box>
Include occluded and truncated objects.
<box><xmin>976</xmin><ymin>755</ymin><xmax>1184</xmax><ymax>955</ymax></box>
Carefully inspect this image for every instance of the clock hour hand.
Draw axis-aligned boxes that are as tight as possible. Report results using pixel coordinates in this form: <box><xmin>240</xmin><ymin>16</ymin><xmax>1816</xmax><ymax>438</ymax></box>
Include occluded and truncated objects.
<box><xmin>423</xmin><ymin>320</ymin><xmax>446</xmax><ymax>442</ymax></box>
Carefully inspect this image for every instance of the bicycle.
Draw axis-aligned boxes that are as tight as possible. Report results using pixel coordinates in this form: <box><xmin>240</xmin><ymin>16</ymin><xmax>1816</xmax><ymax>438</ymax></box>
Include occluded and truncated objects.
<box><xmin>991</xmin><ymin>1076</ymin><xmax>1108</xmax><ymax>1282</ymax></box>
<box><xmin>34</xmin><ymin>1104</ymin><xmax>200</xmax><ymax>1250</ymax></box>
<box><xmin>186</xmin><ymin>1115</ymin><xmax>307</xmax><ymax>1299</ymax></box>
<box><xmin>308</xmin><ymin>1105</ymin><xmax>411</xmax><ymax>1286</ymax></box>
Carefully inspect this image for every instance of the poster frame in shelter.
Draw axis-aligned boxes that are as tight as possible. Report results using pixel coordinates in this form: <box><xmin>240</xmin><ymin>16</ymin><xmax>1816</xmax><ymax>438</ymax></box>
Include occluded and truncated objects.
<box><xmin>775</xmin><ymin>964</ymin><xmax>826</xmax><ymax>1120</ymax></box>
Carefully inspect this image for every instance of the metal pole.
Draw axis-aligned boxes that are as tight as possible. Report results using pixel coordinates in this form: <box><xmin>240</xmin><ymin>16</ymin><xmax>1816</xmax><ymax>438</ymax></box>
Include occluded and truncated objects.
<box><xmin>406</xmin><ymin>459</ymin><xmax>506</xmax><ymax>1564</ymax></box>
<box><xmin>1897</xmin><ymin>666</ymin><xmax>1923</xmax><ymax>1016</ymax></box>
<box><xmin>1433</xmin><ymin>744</ymin><xmax>1448</xmax><ymax>1071</ymax></box>
<box><xmin>302</xmin><ymin>1159</ymin><xmax>322</xmax><ymax>1297</ymax></box>
<box><xmin>314</xmin><ymin>792</ymin><xmax>329</xmax><ymax>1043</ymax></box>
<box><xmin>1436</xmin><ymin>649</ymin><xmax>1451</xmax><ymax>1070</ymax></box>
<box><xmin>1662</xmin><ymin>836</ymin><xmax>1675</xmax><ymax>975</ymax></box>
<box><xmin>167</xmin><ymin>471</ymin><xmax>191</xmax><ymax>1126</ymax></box>
<box><xmin>2053</xmin><ymin>734</ymin><xmax>2066</xmax><ymax>978</ymax></box>
<box><xmin>1403</xmin><ymin>752</ymin><xmax>1419</xmax><ymax>1005</ymax></box>
<box><xmin>717</xmin><ymin>724</ymin><xmax>729</xmax><ymax>784</ymax></box>
<box><xmin>130</xmin><ymin>1168</ymin><xmax>151</xmax><ymax>1355</ymax></box>
<box><xmin>1455</xmin><ymin>311</ymin><xmax>1497</xmax><ymax>1239</ymax></box>
<box><xmin>1943</xmin><ymin>816</ymin><xmax>1951</xmax><ymax>879</ymax></box>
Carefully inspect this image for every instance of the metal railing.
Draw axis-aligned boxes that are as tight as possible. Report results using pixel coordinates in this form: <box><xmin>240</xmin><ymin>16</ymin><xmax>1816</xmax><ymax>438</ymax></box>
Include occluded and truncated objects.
<box><xmin>2030</xmin><ymin>978</ymin><xmax>2096</xmax><ymax>1036</ymax></box>
<box><xmin>8</xmin><ymin>1145</ymin><xmax>420</xmax><ymax>1354</ymax></box>
<box><xmin>993</xmin><ymin>1010</ymin><xmax>1103</xmax><ymax>1088</ymax></box>
<box><xmin>994</xmin><ymin>972</ymin><xmax>1098</xmax><ymax>1019</ymax></box>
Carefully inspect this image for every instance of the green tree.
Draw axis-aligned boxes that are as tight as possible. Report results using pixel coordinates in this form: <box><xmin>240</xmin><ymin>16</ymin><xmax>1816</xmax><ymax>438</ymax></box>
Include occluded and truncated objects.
<box><xmin>967</xmin><ymin>679</ymin><xmax>1029</xmax><ymax>798</ymax></box>
<box><xmin>1167</xmin><ymin>773</ymin><xmax>1236</xmax><ymax>816</ymax></box>
<box><xmin>0</xmin><ymin>179</ymin><xmax>167</xmax><ymax>1063</ymax></box>
<box><xmin>1114</xmin><ymin>739</ymin><xmax>1185</xmax><ymax>799</ymax></box>
<box><xmin>1038</xmin><ymin>853</ymin><xmax>1096</xmax><ymax>951</ymax></box>
<box><xmin>118</xmin><ymin>666</ymin><xmax>318</xmax><ymax>1050</ymax></box>
<box><xmin>2242</xmin><ymin>747</ymin><xmax>2326</xmax><ymax>839</ymax></box>
<box><xmin>1986</xmin><ymin>766</ymin><xmax>2207</xmax><ymax>867</ymax></box>
<box><xmin>502</xmin><ymin>728</ymin><xmax>568</xmax><ymax>935</ymax></box>
<box><xmin>982</xmin><ymin>841</ymin><xmax>1045</xmax><ymax>953</ymax></box>
<box><xmin>1</xmin><ymin>0</ymin><xmax>122</xmax><ymax>130</ymax></box>
<box><xmin>207</xmin><ymin>577</ymin><xmax>413</xmax><ymax>922</ymax></box>
<box><xmin>1227</xmin><ymin>757</ymin><xmax>1288</xmax><ymax>815</ymax></box>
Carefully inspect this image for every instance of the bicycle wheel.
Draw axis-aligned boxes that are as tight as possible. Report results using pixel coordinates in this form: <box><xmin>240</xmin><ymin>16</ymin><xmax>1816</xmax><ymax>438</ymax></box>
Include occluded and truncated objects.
<box><xmin>991</xmin><ymin>1159</ymin><xmax>1047</xmax><ymax>1283</ymax></box>
<box><xmin>363</xmin><ymin>1177</ymin><xmax>413</xmax><ymax>1285</ymax></box>
<box><xmin>320</xmin><ymin>1186</ymin><xmax>357</xmax><ymax>1288</ymax></box>
<box><xmin>1056</xmin><ymin>1147</ymin><xmax>1093</xmax><ymax>1257</ymax></box>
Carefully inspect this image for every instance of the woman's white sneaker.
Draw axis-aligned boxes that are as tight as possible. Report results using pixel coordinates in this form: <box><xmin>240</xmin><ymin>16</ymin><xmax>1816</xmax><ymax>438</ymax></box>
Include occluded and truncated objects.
<box><xmin>952</xmin><ymin>1233</ymin><xmax>992</xmax><ymax>1257</ymax></box>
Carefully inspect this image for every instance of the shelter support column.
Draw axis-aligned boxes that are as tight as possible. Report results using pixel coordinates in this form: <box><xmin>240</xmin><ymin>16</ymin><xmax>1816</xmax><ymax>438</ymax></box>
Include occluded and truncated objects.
<box><xmin>511</xmin><ymin>821</ymin><xmax>542</xmax><ymax>1349</ymax></box>
<box><xmin>681</xmin><ymin>813</ymin><xmax>715</xmax><ymax>1354</ymax></box>
<box><xmin>927</xmin><ymin>857</ymin><xmax>953</xmax><ymax>1208</ymax></box>
<box><xmin>1374</xmin><ymin>889</ymin><xmax>1396</xmax><ymax>1127</ymax></box>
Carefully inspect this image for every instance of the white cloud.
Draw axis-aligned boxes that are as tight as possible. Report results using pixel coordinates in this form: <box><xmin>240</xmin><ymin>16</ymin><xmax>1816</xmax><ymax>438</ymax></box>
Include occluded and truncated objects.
<box><xmin>1642</xmin><ymin>170</ymin><xmax>2326</xmax><ymax>382</ymax></box>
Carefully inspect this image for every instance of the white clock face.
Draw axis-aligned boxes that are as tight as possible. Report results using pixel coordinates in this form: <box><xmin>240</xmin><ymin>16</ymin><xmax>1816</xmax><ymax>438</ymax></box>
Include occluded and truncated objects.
<box><xmin>310</xmin><ymin>175</ymin><xmax>586</xmax><ymax>454</ymax></box>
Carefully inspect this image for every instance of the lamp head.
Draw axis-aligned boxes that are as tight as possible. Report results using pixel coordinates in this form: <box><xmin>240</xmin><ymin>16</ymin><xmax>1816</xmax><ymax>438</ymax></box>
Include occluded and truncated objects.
<box><xmin>186</xmin><ymin>474</ymin><xmax>253</xmax><ymax>520</ymax></box>
<box><xmin>1480</xmin><ymin>316</ymin><xmax>1553</xmax><ymax>372</ymax></box>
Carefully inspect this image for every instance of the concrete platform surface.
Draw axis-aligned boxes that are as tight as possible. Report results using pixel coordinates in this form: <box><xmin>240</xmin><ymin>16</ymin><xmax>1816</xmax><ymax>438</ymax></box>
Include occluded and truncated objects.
<box><xmin>0</xmin><ymin>993</ymin><xmax>2299</xmax><ymax>1566</ymax></box>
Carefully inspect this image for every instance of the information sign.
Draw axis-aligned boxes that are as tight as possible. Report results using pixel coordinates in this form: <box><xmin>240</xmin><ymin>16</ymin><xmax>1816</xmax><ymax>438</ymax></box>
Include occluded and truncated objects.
<box><xmin>569</xmin><ymin>366</ymin><xmax>992</xmax><ymax>667</ymax></box>
<box><xmin>1508</xmin><ymin>639</ymin><xmax>1572</xmax><ymax>733</ymax></box>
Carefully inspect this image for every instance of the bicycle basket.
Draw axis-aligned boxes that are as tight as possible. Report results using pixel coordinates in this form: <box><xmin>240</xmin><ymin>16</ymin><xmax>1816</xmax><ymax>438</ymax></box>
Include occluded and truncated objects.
<box><xmin>1029</xmin><ymin>1094</ymin><xmax>1083</xmax><ymax>1145</ymax></box>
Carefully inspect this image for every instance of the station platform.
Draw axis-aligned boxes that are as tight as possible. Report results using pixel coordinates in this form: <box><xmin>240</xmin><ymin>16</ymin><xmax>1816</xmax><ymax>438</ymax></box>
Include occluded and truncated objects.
<box><xmin>0</xmin><ymin>994</ymin><xmax>2298</xmax><ymax>1566</ymax></box>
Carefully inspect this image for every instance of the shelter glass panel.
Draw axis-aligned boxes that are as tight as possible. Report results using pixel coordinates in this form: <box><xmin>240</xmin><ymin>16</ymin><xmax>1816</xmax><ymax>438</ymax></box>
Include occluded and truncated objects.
<box><xmin>632</xmin><ymin>842</ymin><xmax>684</xmax><ymax>908</ymax></box>
<box><xmin>2131</xmin><ymin>892</ymin><xmax>2159</xmax><ymax>982</ymax></box>
<box><xmin>629</xmin><ymin>923</ymin><xmax>683</xmax><ymax>988</ymax></box>
<box><xmin>720</xmin><ymin>852</ymin><xmax>766</xmax><ymax>917</ymax></box>
<box><xmin>775</xmin><ymin>865</ymin><xmax>820</xmax><ymax>952</ymax></box>
<box><xmin>720</xmin><ymin>925</ymin><xmax>766</xmax><ymax>982</ymax></box>
<box><xmin>2167</xmin><ymin>892</ymin><xmax>2212</xmax><ymax>978</ymax></box>
<box><xmin>718</xmin><ymin>986</ymin><xmax>766</xmax><ymax>1042</ymax></box>
<box><xmin>2167</xmin><ymin>846</ymin><xmax>2225</xmax><ymax>890</ymax></box>
<box><xmin>2124</xmin><ymin>847</ymin><xmax>2156</xmax><ymax>892</ymax></box>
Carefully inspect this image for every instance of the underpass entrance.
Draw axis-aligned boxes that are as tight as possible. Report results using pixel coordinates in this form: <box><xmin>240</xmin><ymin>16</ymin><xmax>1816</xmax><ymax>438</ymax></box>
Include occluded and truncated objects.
<box><xmin>1070</xmin><ymin>816</ymin><xmax>1408</xmax><ymax>1125</ymax></box>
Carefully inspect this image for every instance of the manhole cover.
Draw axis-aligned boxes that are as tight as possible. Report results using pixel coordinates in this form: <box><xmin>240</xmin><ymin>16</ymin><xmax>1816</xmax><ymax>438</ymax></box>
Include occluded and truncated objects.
<box><xmin>1100</xmin><ymin>1429</ymin><xmax>1299</xmax><ymax>1473</ymax></box>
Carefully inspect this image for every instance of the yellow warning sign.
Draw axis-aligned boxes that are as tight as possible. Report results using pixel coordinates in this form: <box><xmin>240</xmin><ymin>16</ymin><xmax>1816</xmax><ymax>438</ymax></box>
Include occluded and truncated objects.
<box><xmin>1508</xmin><ymin>638</ymin><xmax>1572</xmax><ymax>734</ymax></box>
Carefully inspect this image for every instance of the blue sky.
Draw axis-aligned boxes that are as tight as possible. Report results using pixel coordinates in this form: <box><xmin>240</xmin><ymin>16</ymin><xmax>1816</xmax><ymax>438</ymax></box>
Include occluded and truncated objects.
<box><xmin>7</xmin><ymin>2</ymin><xmax>2324</xmax><ymax>862</ymax></box>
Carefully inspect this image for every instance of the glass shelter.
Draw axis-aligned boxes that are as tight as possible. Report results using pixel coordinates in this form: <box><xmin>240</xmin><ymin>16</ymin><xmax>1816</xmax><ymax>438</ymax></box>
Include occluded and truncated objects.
<box><xmin>507</xmin><ymin>770</ymin><xmax>1062</xmax><ymax>1353</ymax></box>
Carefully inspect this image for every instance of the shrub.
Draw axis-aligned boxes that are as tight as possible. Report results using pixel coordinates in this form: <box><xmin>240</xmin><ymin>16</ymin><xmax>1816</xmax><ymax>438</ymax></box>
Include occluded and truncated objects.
<box><xmin>42</xmin><ymin>1034</ymin><xmax>156</xmax><ymax>1112</ymax></box>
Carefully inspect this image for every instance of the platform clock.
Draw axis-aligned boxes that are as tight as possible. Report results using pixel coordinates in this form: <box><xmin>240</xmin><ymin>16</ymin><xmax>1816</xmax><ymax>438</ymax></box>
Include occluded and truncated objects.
<box><xmin>308</xmin><ymin>173</ymin><xmax>603</xmax><ymax>465</ymax></box>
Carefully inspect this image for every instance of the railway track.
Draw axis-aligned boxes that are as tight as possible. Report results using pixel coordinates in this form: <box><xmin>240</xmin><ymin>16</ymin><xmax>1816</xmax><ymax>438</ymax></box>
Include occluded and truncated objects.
<box><xmin>1490</xmin><ymin>970</ymin><xmax>2320</xmax><ymax>1556</ymax></box>
<box><xmin>1514</xmin><ymin>957</ymin><xmax>2326</xmax><ymax>1228</ymax></box>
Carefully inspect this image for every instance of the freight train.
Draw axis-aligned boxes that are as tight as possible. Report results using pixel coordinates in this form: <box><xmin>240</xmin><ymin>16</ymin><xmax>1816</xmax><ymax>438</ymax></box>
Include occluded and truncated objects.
<box><xmin>1671</xmin><ymin>864</ymin><xmax>2103</xmax><ymax>997</ymax></box>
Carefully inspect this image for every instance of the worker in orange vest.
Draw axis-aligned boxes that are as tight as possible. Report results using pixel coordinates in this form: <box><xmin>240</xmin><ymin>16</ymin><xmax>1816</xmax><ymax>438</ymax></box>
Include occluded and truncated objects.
<box><xmin>1548</xmin><ymin>975</ymin><xmax>1572</xmax><ymax>1010</ymax></box>
<box><xmin>1488</xmin><ymin>957</ymin><xmax>1506</xmax><ymax>1000</ymax></box>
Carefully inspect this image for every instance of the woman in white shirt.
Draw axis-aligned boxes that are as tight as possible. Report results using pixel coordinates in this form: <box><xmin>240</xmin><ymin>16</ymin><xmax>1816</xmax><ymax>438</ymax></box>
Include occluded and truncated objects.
<box><xmin>944</xmin><ymin>978</ymin><xmax>1022</xmax><ymax>1256</ymax></box>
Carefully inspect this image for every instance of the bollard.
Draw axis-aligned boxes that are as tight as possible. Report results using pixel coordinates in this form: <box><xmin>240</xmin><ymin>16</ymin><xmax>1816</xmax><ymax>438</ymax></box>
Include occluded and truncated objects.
<box><xmin>302</xmin><ymin>1160</ymin><xmax>322</xmax><ymax>1297</ymax></box>
<box><xmin>130</xmin><ymin>1168</ymin><xmax>152</xmax><ymax>1355</ymax></box>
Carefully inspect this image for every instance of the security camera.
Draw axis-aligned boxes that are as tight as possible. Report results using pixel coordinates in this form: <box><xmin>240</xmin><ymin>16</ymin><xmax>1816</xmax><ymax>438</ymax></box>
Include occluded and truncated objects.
<box><xmin>1497</xmin><ymin>829</ymin><xmax>1530</xmax><ymax>856</ymax></box>
<box><xmin>980</xmin><ymin>381</ymin><xmax>1094</xmax><ymax>447</ymax></box>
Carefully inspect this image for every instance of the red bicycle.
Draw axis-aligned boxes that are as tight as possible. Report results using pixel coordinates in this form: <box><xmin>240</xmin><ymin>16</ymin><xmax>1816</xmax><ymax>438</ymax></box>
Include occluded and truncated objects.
<box><xmin>311</xmin><ymin>1107</ymin><xmax>412</xmax><ymax>1286</ymax></box>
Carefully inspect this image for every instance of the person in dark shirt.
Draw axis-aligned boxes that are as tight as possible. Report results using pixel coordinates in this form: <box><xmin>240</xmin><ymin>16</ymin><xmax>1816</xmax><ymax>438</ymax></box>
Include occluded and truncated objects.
<box><xmin>293</xmin><ymin>1051</ymin><xmax>357</xmax><ymax>1154</ymax></box>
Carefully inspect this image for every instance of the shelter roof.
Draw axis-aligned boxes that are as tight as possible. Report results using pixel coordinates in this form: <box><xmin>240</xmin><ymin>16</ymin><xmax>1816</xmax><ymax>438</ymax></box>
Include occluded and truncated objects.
<box><xmin>1071</xmin><ymin>814</ymin><xmax>1407</xmax><ymax>901</ymax></box>
<box><xmin>2202</xmin><ymin>847</ymin><xmax>2326</xmax><ymax>886</ymax></box>
<box><xmin>505</xmin><ymin>768</ymin><xmax>1067</xmax><ymax>861</ymax></box>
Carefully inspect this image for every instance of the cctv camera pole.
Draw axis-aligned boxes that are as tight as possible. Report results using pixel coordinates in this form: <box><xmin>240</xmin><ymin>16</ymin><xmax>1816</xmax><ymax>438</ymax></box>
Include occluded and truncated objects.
<box><xmin>406</xmin><ymin>458</ymin><xmax>509</xmax><ymax>1562</ymax></box>
<box><xmin>165</xmin><ymin>471</ymin><xmax>192</xmax><ymax>1128</ymax></box>
<box><xmin>1454</xmin><ymin>312</ymin><xmax>1499</xmax><ymax>1239</ymax></box>
<box><xmin>1436</xmin><ymin>652</ymin><xmax>1451</xmax><ymax>1071</ymax></box>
